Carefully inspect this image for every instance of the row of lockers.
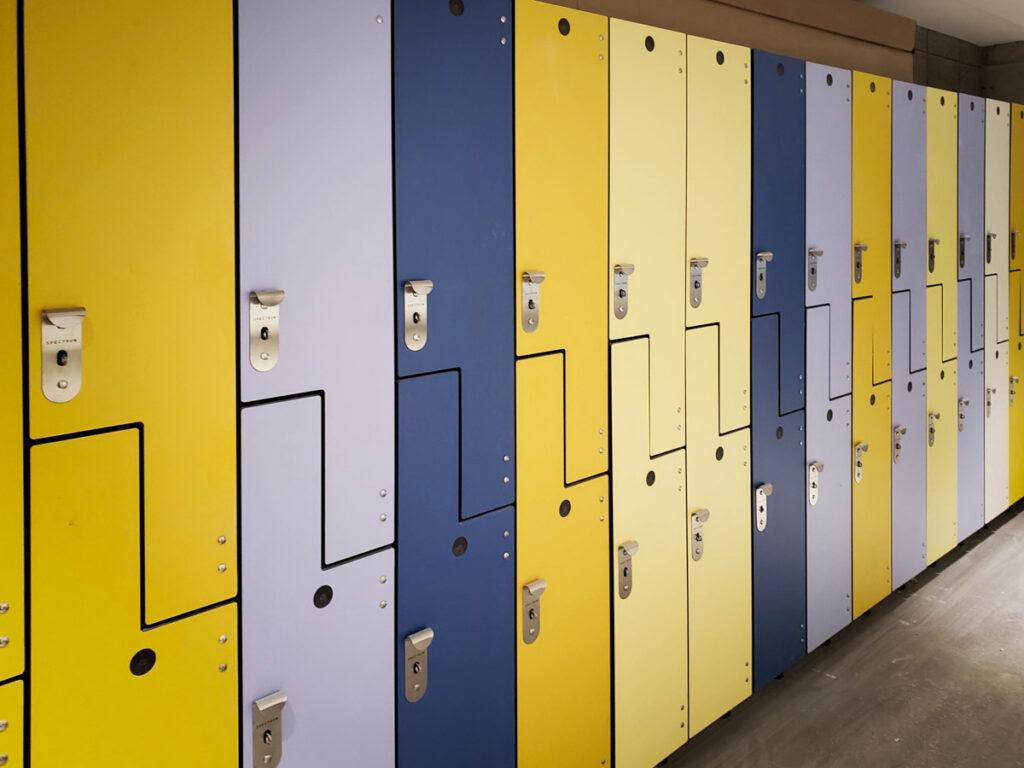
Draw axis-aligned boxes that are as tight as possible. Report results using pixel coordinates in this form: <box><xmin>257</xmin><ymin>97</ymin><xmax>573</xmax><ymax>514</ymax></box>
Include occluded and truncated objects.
<box><xmin>1</xmin><ymin>1</ymin><xmax>1023</xmax><ymax>767</ymax></box>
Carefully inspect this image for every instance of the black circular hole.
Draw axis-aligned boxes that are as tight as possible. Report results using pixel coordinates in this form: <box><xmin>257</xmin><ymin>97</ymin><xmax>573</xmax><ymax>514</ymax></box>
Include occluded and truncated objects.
<box><xmin>716</xmin><ymin>51</ymin><xmax>725</xmax><ymax>65</ymax></box>
<box><xmin>452</xmin><ymin>536</ymin><xmax>468</xmax><ymax>557</ymax></box>
<box><xmin>907</xmin><ymin>381</ymin><xmax>913</xmax><ymax>392</ymax></box>
<box><xmin>777</xmin><ymin>62</ymin><xmax>785</xmax><ymax>76</ymax></box>
<box><xmin>130</xmin><ymin>648</ymin><xmax>156</xmax><ymax>676</ymax></box>
<box><xmin>558</xmin><ymin>17</ymin><xmax>570</xmax><ymax>36</ymax></box>
<box><xmin>870</xmin><ymin>394</ymin><xmax>876</xmax><ymax>405</ymax></box>
<box><xmin>449</xmin><ymin>0</ymin><xmax>464</xmax><ymax>16</ymax></box>
<box><xmin>645</xmin><ymin>35</ymin><xmax>655</xmax><ymax>52</ymax></box>
<box><xmin>826</xmin><ymin>73</ymin><xmax>834</xmax><ymax>86</ymax></box>
<box><xmin>940</xmin><ymin>369</ymin><xmax>945</xmax><ymax>380</ymax></box>
<box><xmin>996</xmin><ymin>106</ymin><xmax>1001</xmax><ymax>115</ymax></box>
<box><xmin>970</xmin><ymin>101</ymin><xmax>975</xmax><ymax>112</ymax></box>
<box><xmin>907</xmin><ymin>89</ymin><xmax>913</xmax><ymax>101</ymax></box>
<box><xmin>969</xmin><ymin>359</ymin><xmax>974</xmax><ymax>369</ymax></box>
<box><xmin>940</xmin><ymin>96</ymin><xmax>946</xmax><ymax>106</ymax></box>
<box><xmin>313</xmin><ymin>585</ymin><xmax>333</xmax><ymax>609</ymax></box>
<box><xmin>996</xmin><ymin>350</ymin><xmax>1000</xmax><ymax>358</ymax></box>
<box><xmin>775</xmin><ymin>426</ymin><xmax>784</xmax><ymax>439</ymax></box>
<box><xmin>715</xmin><ymin>446</ymin><xmax>724</xmax><ymax>461</ymax></box>
<box><xmin>645</xmin><ymin>470</ymin><xmax>656</xmax><ymax>486</ymax></box>
<box><xmin>559</xmin><ymin>499</ymin><xmax>571</xmax><ymax>517</ymax></box>
<box><xmin>826</xmin><ymin>409</ymin><xmax>833</xmax><ymax>422</ymax></box>
<box><xmin>870</xmin><ymin>81</ymin><xmax>876</xmax><ymax>93</ymax></box>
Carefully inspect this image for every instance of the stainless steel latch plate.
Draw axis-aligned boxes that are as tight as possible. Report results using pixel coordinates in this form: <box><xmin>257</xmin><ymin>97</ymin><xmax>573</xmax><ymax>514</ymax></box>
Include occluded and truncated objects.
<box><xmin>928</xmin><ymin>412</ymin><xmax>940</xmax><ymax>447</ymax></box>
<box><xmin>854</xmin><ymin>244</ymin><xmax>868</xmax><ymax>284</ymax></box>
<box><xmin>691</xmin><ymin>509</ymin><xmax>710</xmax><ymax>561</ymax></box>
<box><xmin>404</xmin><ymin>627</ymin><xmax>434</xmax><ymax>703</ymax></box>
<box><xmin>613</xmin><ymin>264</ymin><xmax>635</xmax><ymax>320</ymax></box>
<box><xmin>987</xmin><ymin>232</ymin><xmax>997</xmax><ymax>265</ymax></box>
<box><xmin>755</xmin><ymin>483</ymin><xmax>773</xmax><ymax>532</ymax></box>
<box><xmin>252</xmin><ymin>690</ymin><xmax>287</xmax><ymax>768</ymax></box>
<box><xmin>403</xmin><ymin>280</ymin><xmax>433</xmax><ymax>352</ymax></box>
<box><xmin>41</xmin><ymin>307</ymin><xmax>86</xmax><ymax>403</ymax></box>
<box><xmin>854</xmin><ymin>442</ymin><xmax>869</xmax><ymax>483</ymax></box>
<box><xmin>959</xmin><ymin>234</ymin><xmax>970</xmax><ymax>269</ymax></box>
<box><xmin>755</xmin><ymin>252</ymin><xmax>773</xmax><ymax>300</ymax></box>
<box><xmin>249</xmin><ymin>290</ymin><xmax>285</xmax><ymax>372</ymax></box>
<box><xmin>958</xmin><ymin>398</ymin><xmax>969</xmax><ymax>432</ymax></box>
<box><xmin>689</xmin><ymin>258</ymin><xmax>708</xmax><ymax>309</ymax></box>
<box><xmin>521</xmin><ymin>271</ymin><xmax>545</xmax><ymax>333</ymax></box>
<box><xmin>808</xmin><ymin>461</ymin><xmax>824</xmax><ymax>506</ymax></box>
<box><xmin>892</xmin><ymin>425</ymin><xmax>906</xmax><ymax>464</ymax></box>
<box><xmin>928</xmin><ymin>238</ymin><xmax>940</xmax><ymax>274</ymax></box>
<box><xmin>617</xmin><ymin>540</ymin><xmax>639</xmax><ymax>599</ymax></box>
<box><xmin>808</xmin><ymin>247</ymin><xmax>823</xmax><ymax>292</ymax></box>
<box><xmin>522</xmin><ymin>579</ymin><xmax>546</xmax><ymax>644</ymax></box>
<box><xmin>893</xmin><ymin>240</ymin><xmax>906</xmax><ymax>279</ymax></box>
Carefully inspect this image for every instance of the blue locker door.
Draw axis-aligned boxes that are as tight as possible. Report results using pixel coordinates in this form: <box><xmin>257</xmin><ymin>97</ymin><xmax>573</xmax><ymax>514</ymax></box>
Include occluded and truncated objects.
<box><xmin>396</xmin><ymin>374</ymin><xmax>515</xmax><ymax>768</ymax></box>
<box><xmin>394</xmin><ymin>0</ymin><xmax>514</xmax><ymax>520</ymax></box>
<box><xmin>751</xmin><ymin>51</ymin><xmax>807</xmax><ymax>688</ymax></box>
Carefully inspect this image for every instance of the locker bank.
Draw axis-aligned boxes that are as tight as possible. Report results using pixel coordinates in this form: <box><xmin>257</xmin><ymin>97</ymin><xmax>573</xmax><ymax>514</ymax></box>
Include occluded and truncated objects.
<box><xmin>3</xmin><ymin>1</ymin><xmax>1024</xmax><ymax>767</ymax></box>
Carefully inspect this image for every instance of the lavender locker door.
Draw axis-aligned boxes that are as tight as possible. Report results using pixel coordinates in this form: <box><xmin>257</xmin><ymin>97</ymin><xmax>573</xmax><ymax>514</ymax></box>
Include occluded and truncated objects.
<box><xmin>238</xmin><ymin>0</ymin><xmax>394</xmax><ymax>561</ymax></box>
<box><xmin>242</xmin><ymin>397</ymin><xmax>394</xmax><ymax>767</ymax></box>
<box><xmin>957</xmin><ymin>280</ymin><xmax>986</xmax><ymax>539</ymax></box>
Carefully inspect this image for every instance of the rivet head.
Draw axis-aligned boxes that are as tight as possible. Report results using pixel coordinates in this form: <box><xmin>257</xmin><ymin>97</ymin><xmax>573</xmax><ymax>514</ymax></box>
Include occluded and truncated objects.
<box><xmin>217</xmin><ymin>536</ymin><xmax>227</xmax><ymax>545</ymax></box>
<box><xmin>503</xmin><ymin>455</ymin><xmax>510</xmax><ymax>462</ymax></box>
<box><xmin>219</xmin><ymin>635</ymin><xmax>228</xmax><ymax>645</ymax></box>
<box><xmin>219</xmin><ymin>663</ymin><xmax>228</xmax><ymax>672</ymax></box>
<box><xmin>0</xmin><ymin>754</ymin><xmax>7</xmax><ymax>765</ymax></box>
<box><xmin>379</xmin><ymin>489</ymin><xmax>388</xmax><ymax>498</ymax></box>
<box><xmin>503</xmin><ymin>476</ymin><xmax>510</xmax><ymax>483</ymax></box>
<box><xmin>217</xmin><ymin>563</ymin><xmax>227</xmax><ymax>573</ymax></box>
<box><xmin>503</xmin><ymin>530</ymin><xmax>510</xmax><ymax>538</ymax></box>
<box><xmin>0</xmin><ymin>603</ymin><xmax>8</xmax><ymax>614</ymax></box>
<box><xmin>503</xmin><ymin>552</ymin><xmax>510</xmax><ymax>559</ymax></box>
<box><xmin>379</xmin><ymin>575</ymin><xmax>388</xmax><ymax>584</ymax></box>
<box><xmin>380</xmin><ymin>513</ymin><xmax>388</xmax><ymax>522</ymax></box>
<box><xmin>501</xmin><ymin>37</ymin><xmax>507</xmax><ymax>45</ymax></box>
<box><xmin>0</xmin><ymin>720</ymin><xmax>6</xmax><ymax>732</ymax></box>
<box><xmin>379</xmin><ymin>600</ymin><xmax>388</xmax><ymax>609</ymax></box>
<box><xmin>376</xmin><ymin>15</ymin><xmax>383</xmax><ymax>23</ymax></box>
<box><xmin>500</xmin><ymin>15</ymin><xmax>507</xmax><ymax>23</ymax></box>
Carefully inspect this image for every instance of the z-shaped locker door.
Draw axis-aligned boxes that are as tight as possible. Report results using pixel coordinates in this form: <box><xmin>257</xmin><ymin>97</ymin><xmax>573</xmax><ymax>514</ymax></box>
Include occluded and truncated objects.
<box><xmin>851</xmin><ymin>71</ymin><xmax>893</xmax><ymax>617</ymax></box>
<box><xmin>25</xmin><ymin>0</ymin><xmax>236</xmax><ymax>623</ymax></box>
<box><xmin>985</xmin><ymin>99</ymin><xmax>1011</xmax><ymax>523</ymax></box>
<box><xmin>957</xmin><ymin>94</ymin><xmax>986</xmax><ymax>541</ymax></box>
<box><xmin>1010</xmin><ymin>104</ymin><xmax>1024</xmax><ymax>504</ymax></box>
<box><xmin>805</xmin><ymin>63</ymin><xmax>853</xmax><ymax>650</ymax></box>
<box><xmin>31</xmin><ymin>431</ymin><xmax>237</xmax><ymax>766</ymax></box>
<box><xmin>750</xmin><ymin>50</ymin><xmax>806</xmax><ymax>689</ymax></box>
<box><xmin>926</xmin><ymin>88</ymin><xmax>959</xmax><ymax>562</ymax></box>
<box><xmin>890</xmin><ymin>82</ymin><xmax>927</xmax><ymax>590</ymax></box>
<box><xmin>516</xmin><ymin>0</ymin><xmax>608</xmax><ymax>483</ymax></box>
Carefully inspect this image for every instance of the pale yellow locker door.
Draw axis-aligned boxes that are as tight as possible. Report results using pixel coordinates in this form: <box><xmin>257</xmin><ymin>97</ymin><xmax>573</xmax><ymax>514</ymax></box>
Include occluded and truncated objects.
<box><xmin>926</xmin><ymin>89</ymin><xmax>959</xmax><ymax>560</ymax></box>
<box><xmin>611</xmin><ymin>339</ymin><xmax>688</xmax><ymax>767</ymax></box>
<box><xmin>0</xmin><ymin>681</ymin><xmax>22</xmax><ymax>768</ymax></box>
<box><xmin>516</xmin><ymin>0</ymin><xmax>608</xmax><ymax>483</ymax></box>
<box><xmin>609</xmin><ymin>19</ymin><xmax>686</xmax><ymax>456</ymax></box>
<box><xmin>686</xmin><ymin>325</ymin><xmax>752</xmax><ymax>735</ymax></box>
<box><xmin>1010</xmin><ymin>104</ymin><xmax>1024</xmax><ymax>503</ymax></box>
<box><xmin>31</xmin><ymin>431</ymin><xmax>237</xmax><ymax>767</ymax></box>
<box><xmin>686</xmin><ymin>37</ymin><xmax>751</xmax><ymax>433</ymax></box>
<box><xmin>24</xmin><ymin>1</ymin><xmax>236</xmax><ymax>622</ymax></box>
<box><xmin>0</xmin><ymin>0</ymin><xmax>22</xmax><ymax>685</ymax></box>
<box><xmin>517</xmin><ymin>354</ymin><xmax>610</xmax><ymax>768</ymax></box>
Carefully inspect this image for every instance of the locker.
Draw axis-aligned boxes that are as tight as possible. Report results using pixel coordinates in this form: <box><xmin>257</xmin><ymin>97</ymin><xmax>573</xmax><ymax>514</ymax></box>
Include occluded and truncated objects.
<box><xmin>239</xmin><ymin>0</ymin><xmax>394</xmax><ymax>560</ymax></box>
<box><xmin>515</xmin><ymin>0</ymin><xmax>608</xmax><ymax>484</ymax></box>
<box><xmin>1010</xmin><ymin>104</ymin><xmax>1024</xmax><ymax>504</ymax></box>
<box><xmin>687</xmin><ymin>37</ymin><xmax>752</xmax><ymax>432</ymax></box>
<box><xmin>804</xmin><ymin>306</ymin><xmax>853</xmax><ymax>650</ymax></box>
<box><xmin>958</xmin><ymin>94</ymin><xmax>987</xmax><ymax>541</ymax></box>
<box><xmin>0</xmin><ymin>0</ymin><xmax>21</xmax><ymax>685</ymax></box>
<box><xmin>892</xmin><ymin>82</ymin><xmax>928</xmax><ymax>370</ymax></box>
<box><xmin>1013</xmin><ymin>266</ymin><xmax>1024</xmax><ymax>503</ymax></box>
<box><xmin>397</xmin><ymin>374</ymin><xmax>515</xmax><ymax>768</ymax></box>
<box><xmin>686</xmin><ymin>325</ymin><xmax>752</xmax><ymax>734</ymax></box>
<box><xmin>25</xmin><ymin>0</ymin><xmax>236</xmax><ymax>622</ymax></box>
<box><xmin>242</xmin><ymin>398</ymin><xmax>394</xmax><ymax>768</ymax></box>
<box><xmin>926</xmin><ymin>88</ymin><xmax>960</xmax><ymax>561</ymax></box>
<box><xmin>0</xmin><ymin>681</ymin><xmax>22</xmax><ymax>767</ymax></box>
<box><xmin>610</xmin><ymin>339</ymin><xmax>687</xmax><ymax>765</ymax></box>
<box><xmin>609</xmin><ymin>19</ymin><xmax>686</xmax><ymax>456</ymax></box>
<box><xmin>851</xmin><ymin>71</ymin><xmax>893</xmax><ymax>617</ymax></box>
<box><xmin>805</xmin><ymin>64</ymin><xmax>854</xmax><ymax>651</ymax></box>
<box><xmin>31</xmin><ymin>430</ymin><xmax>237</xmax><ymax>766</ymax></box>
<box><xmin>985</xmin><ymin>99</ymin><xmax>1011</xmax><ymax>523</ymax></box>
<box><xmin>890</xmin><ymin>291</ymin><xmax>927</xmax><ymax>588</ymax></box>
<box><xmin>516</xmin><ymin>354</ymin><xmax>609</xmax><ymax>768</ymax></box>
<box><xmin>394</xmin><ymin>0</ymin><xmax>514</xmax><ymax>518</ymax></box>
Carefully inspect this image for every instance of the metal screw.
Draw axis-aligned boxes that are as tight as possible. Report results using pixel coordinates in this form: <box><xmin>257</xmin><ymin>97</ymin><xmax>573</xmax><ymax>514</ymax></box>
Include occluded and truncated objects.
<box><xmin>57</xmin><ymin>380</ymin><xmax>68</xmax><ymax>389</ymax></box>
<box><xmin>500</xmin><ymin>15</ymin><xmax>507</xmax><ymax>23</ymax></box>
<box><xmin>0</xmin><ymin>754</ymin><xmax>7</xmax><ymax>765</ymax></box>
<box><xmin>379</xmin><ymin>600</ymin><xmax>388</xmax><ymax>609</ymax></box>
<box><xmin>380</xmin><ymin>514</ymin><xmax>388</xmax><ymax>522</ymax></box>
<box><xmin>0</xmin><ymin>721</ymin><xmax>6</xmax><ymax>732</ymax></box>
<box><xmin>0</xmin><ymin>603</ymin><xmax>8</xmax><ymax>614</ymax></box>
<box><xmin>503</xmin><ymin>552</ymin><xmax>510</xmax><ymax>559</ymax></box>
<box><xmin>379</xmin><ymin>575</ymin><xmax>388</xmax><ymax>584</ymax></box>
<box><xmin>599</xmin><ymin>496</ymin><xmax>605</xmax><ymax>503</ymax></box>
<box><xmin>503</xmin><ymin>455</ymin><xmax>510</xmax><ymax>462</ymax></box>
<box><xmin>503</xmin><ymin>476</ymin><xmax>510</xmax><ymax>483</ymax></box>
<box><xmin>503</xmin><ymin>530</ymin><xmax>510</xmax><ymax>538</ymax></box>
<box><xmin>0</xmin><ymin>637</ymin><xmax>7</xmax><ymax>648</ymax></box>
<box><xmin>219</xmin><ymin>663</ymin><xmax>228</xmax><ymax>672</ymax></box>
<box><xmin>219</xmin><ymin>635</ymin><xmax>228</xmax><ymax>645</ymax></box>
<box><xmin>218</xmin><ymin>536</ymin><xmax>227</xmax><ymax>545</ymax></box>
<box><xmin>218</xmin><ymin>564</ymin><xmax>227</xmax><ymax>573</ymax></box>
<box><xmin>501</xmin><ymin>37</ymin><xmax>507</xmax><ymax>45</ymax></box>
<box><xmin>379</xmin><ymin>489</ymin><xmax>388</xmax><ymax>498</ymax></box>
<box><xmin>376</xmin><ymin>15</ymin><xmax>383</xmax><ymax>24</ymax></box>
<box><xmin>599</xmin><ymin>515</ymin><xmax>605</xmax><ymax>522</ymax></box>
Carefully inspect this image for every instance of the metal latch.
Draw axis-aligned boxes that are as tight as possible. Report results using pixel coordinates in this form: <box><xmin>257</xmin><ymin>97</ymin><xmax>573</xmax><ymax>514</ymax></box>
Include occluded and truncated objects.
<box><xmin>690</xmin><ymin>509</ymin><xmax>710</xmax><ymax>561</ymax></box>
<box><xmin>613</xmin><ymin>264</ymin><xmax>635</xmax><ymax>320</ymax></box>
<box><xmin>1013</xmin><ymin>230</ymin><xmax>1020</xmax><ymax>262</ymax></box>
<box><xmin>854</xmin><ymin>243</ymin><xmax>868</xmax><ymax>284</ymax></box>
<box><xmin>928</xmin><ymin>412</ymin><xmax>940</xmax><ymax>447</ymax></box>
<box><xmin>252</xmin><ymin>690</ymin><xmax>287</xmax><ymax>768</ymax></box>
<box><xmin>959</xmin><ymin>234</ymin><xmax>971</xmax><ymax>269</ymax></box>
<box><xmin>987</xmin><ymin>232</ymin><xmax>997</xmax><ymax>265</ymax></box>
<box><xmin>808</xmin><ymin>247</ymin><xmax>823</xmax><ymax>292</ymax></box>
<box><xmin>987</xmin><ymin>386</ymin><xmax>994</xmax><ymax>418</ymax></box>
<box><xmin>854</xmin><ymin>441</ymin><xmax>869</xmax><ymax>483</ymax></box>
<box><xmin>41</xmin><ymin>307</ymin><xmax>86</xmax><ymax>403</ymax></box>
<box><xmin>403</xmin><ymin>280</ymin><xmax>434</xmax><ymax>352</ymax></box>
<box><xmin>1011</xmin><ymin>376</ymin><xmax>1020</xmax><ymax>406</ymax></box>
<box><xmin>958</xmin><ymin>398</ymin><xmax>969</xmax><ymax>432</ymax></box>
<box><xmin>892</xmin><ymin>425</ymin><xmax>906</xmax><ymax>464</ymax></box>
<box><xmin>522</xmin><ymin>579</ymin><xmax>546</xmax><ymax>644</ymax></box>
<box><xmin>521</xmin><ymin>271</ymin><xmax>546</xmax><ymax>333</ymax></box>
<box><xmin>404</xmin><ymin>628</ymin><xmax>434</xmax><ymax>703</ymax></box>
<box><xmin>617</xmin><ymin>540</ymin><xmax>639</xmax><ymax>599</ymax></box>
<box><xmin>893</xmin><ymin>240</ymin><xmax>906</xmax><ymax>279</ymax></box>
<box><xmin>755</xmin><ymin>483</ymin><xmax>773</xmax><ymax>532</ymax></box>
<box><xmin>689</xmin><ymin>257</ymin><xmax>709</xmax><ymax>308</ymax></box>
<box><xmin>755</xmin><ymin>251</ymin><xmax>774</xmax><ymax>300</ymax></box>
<box><xmin>249</xmin><ymin>290</ymin><xmax>285</xmax><ymax>372</ymax></box>
<box><xmin>808</xmin><ymin>461</ymin><xmax>824</xmax><ymax>506</ymax></box>
<box><xmin>928</xmin><ymin>238</ymin><xmax>940</xmax><ymax>273</ymax></box>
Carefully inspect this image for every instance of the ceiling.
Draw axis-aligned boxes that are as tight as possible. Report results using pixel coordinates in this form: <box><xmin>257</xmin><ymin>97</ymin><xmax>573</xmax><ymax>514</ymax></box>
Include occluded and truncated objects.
<box><xmin>860</xmin><ymin>0</ymin><xmax>1024</xmax><ymax>46</ymax></box>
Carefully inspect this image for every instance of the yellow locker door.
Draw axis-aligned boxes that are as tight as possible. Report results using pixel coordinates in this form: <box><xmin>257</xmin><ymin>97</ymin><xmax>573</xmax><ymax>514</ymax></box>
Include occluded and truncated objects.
<box><xmin>685</xmin><ymin>325</ymin><xmax>752</xmax><ymax>735</ymax></box>
<box><xmin>1010</xmin><ymin>104</ymin><xmax>1024</xmax><ymax>503</ymax></box>
<box><xmin>925</xmin><ymin>89</ymin><xmax>959</xmax><ymax>560</ymax></box>
<box><xmin>24</xmin><ymin>0</ymin><xmax>235</xmax><ymax>622</ymax></box>
<box><xmin>515</xmin><ymin>0</ymin><xmax>608</xmax><ymax>484</ymax></box>
<box><xmin>0</xmin><ymin>0</ymin><xmax>22</xmax><ymax>685</ymax></box>
<box><xmin>609</xmin><ymin>19</ymin><xmax>686</xmax><ymax>456</ymax></box>
<box><xmin>611</xmin><ymin>340</ymin><xmax>687</xmax><ymax>766</ymax></box>
<box><xmin>0</xmin><ymin>681</ymin><xmax>22</xmax><ymax>768</ymax></box>
<box><xmin>31</xmin><ymin>430</ymin><xmax>236</xmax><ymax>766</ymax></box>
<box><xmin>686</xmin><ymin>37</ymin><xmax>751</xmax><ymax>433</ymax></box>
<box><xmin>516</xmin><ymin>355</ymin><xmax>610</xmax><ymax>768</ymax></box>
<box><xmin>851</xmin><ymin>72</ymin><xmax>893</xmax><ymax>617</ymax></box>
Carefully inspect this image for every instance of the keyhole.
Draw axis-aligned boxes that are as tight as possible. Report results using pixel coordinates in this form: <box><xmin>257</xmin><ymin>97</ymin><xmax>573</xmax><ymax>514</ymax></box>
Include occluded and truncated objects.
<box><xmin>412</xmin><ymin>662</ymin><xmax>422</xmax><ymax>675</ymax></box>
<box><xmin>694</xmin><ymin>280</ymin><xmax>701</xmax><ymax>290</ymax></box>
<box><xmin>618</xmin><ymin>289</ymin><xmax>626</xmax><ymax>298</ymax></box>
<box><xmin>263</xmin><ymin>730</ymin><xmax>273</xmax><ymax>745</ymax></box>
<box><xmin>528</xmin><ymin>299</ymin><xmax>536</xmax><ymax>310</ymax></box>
<box><xmin>412</xmin><ymin>311</ymin><xmax>421</xmax><ymax>324</ymax></box>
<box><xmin>260</xmin><ymin>326</ymin><xmax>269</xmax><ymax>341</ymax></box>
<box><xmin>56</xmin><ymin>349</ymin><xmax>68</xmax><ymax>366</ymax></box>
<box><xmin>622</xmin><ymin>566</ymin><xmax>630</xmax><ymax>578</ymax></box>
<box><xmin>528</xmin><ymin>608</ymin><xmax>537</xmax><ymax>620</ymax></box>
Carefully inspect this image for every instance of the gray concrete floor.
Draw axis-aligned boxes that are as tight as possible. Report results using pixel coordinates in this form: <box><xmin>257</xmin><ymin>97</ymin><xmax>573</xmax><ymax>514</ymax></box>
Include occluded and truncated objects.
<box><xmin>665</xmin><ymin>505</ymin><xmax>1024</xmax><ymax>768</ymax></box>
